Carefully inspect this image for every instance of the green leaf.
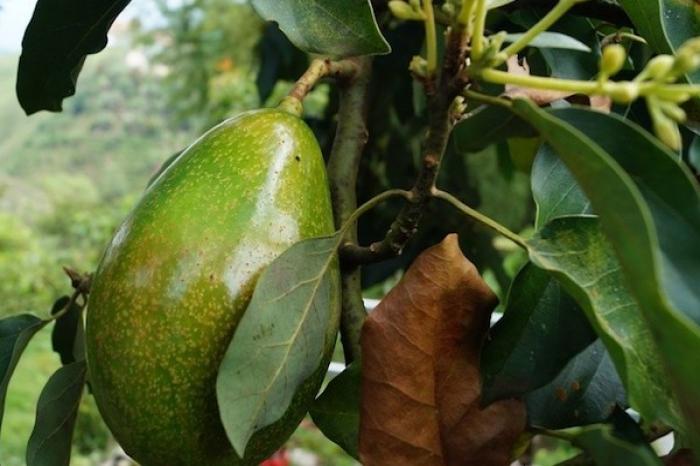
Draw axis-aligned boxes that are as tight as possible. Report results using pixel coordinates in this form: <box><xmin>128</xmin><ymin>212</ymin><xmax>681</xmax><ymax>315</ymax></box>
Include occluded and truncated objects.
<box><xmin>618</xmin><ymin>0</ymin><xmax>700</xmax><ymax>82</ymax></box>
<box><xmin>0</xmin><ymin>314</ymin><xmax>47</xmax><ymax>432</ymax></box>
<box><xmin>309</xmin><ymin>363</ymin><xmax>361</xmax><ymax>459</ymax></box>
<box><xmin>26</xmin><ymin>361</ymin><xmax>87</xmax><ymax>466</ymax></box>
<box><xmin>255</xmin><ymin>23</ymin><xmax>309</xmax><ymax>103</ymax></box>
<box><xmin>526</xmin><ymin>340</ymin><xmax>626</xmax><ymax>429</ymax></box>
<box><xmin>251</xmin><ymin>0</ymin><xmax>390</xmax><ymax>58</ymax></box>
<box><xmin>527</xmin><ymin>216</ymin><xmax>680</xmax><ymax>435</ymax></box>
<box><xmin>217</xmin><ymin>235</ymin><xmax>341</xmax><ymax>457</ymax></box>
<box><xmin>487</xmin><ymin>0</ymin><xmax>516</xmax><ymax>9</ymax></box>
<box><xmin>504</xmin><ymin>32</ymin><xmax>592</xmax><ymax>52</ymax></box>
<box><xmin>513</xmin><ymin>101</ymin><xmax>700</xmax><ymax>444</ymax></box>
<box><xmin>510</xmin><ymin>12</ymin><xmax>599</xmax><ymax>80</ymax></box>
<box><xmin>453</xmin><ymin>105</ymin><xmax>535</xmax><ymax>153</ymax></box>
<box><xmin>564</xmin><ymin>424</ymin><xmax>662</xmax><ymax>466</ymax></box>
<box><xmin>531</xmin><ymin>144</ymin><xmax>592</xmax><ymax>229</ymax></box>
<box><xmin>482</xmin><ymin>141</ymin><xmax>599</xmax><ymax>404</ymax></box>
<box><xmin>51</xmin><ymin>296</ymin><xmax>84</xmax><ymax>365</ymax></box>
<box><xmin>17</xmin><ymin>0</ymin><xmax>132</xmax><ymax>114</ymax></box>
<box><xmin>481</xmin><ymin>264</ymin><xmax>595</xmax><ymax>404</ymax></box>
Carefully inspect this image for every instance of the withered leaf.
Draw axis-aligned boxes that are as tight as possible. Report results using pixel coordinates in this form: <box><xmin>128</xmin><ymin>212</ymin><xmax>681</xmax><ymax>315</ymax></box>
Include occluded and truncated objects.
<box><xmin>359</xmin><ymin>234</ymin><xmax>525</xmax><ymax>466</ymax></box>
<box><xmin>504</xmin><ymin>57</ymin><xmax>572</xmax><ymax>105</ymax></box>
<box><xmin>504</xmin><ymin>57</ymin><xmax>612</xmax><ymax>112</ymax></box>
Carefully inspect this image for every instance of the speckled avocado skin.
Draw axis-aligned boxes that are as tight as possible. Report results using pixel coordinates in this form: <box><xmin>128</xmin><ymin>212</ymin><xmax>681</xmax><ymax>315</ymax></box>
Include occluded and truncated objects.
<box><xmin>85</xmin><ymin>109</ymin><xmax>338</xmax><ymax>466</ymax></box>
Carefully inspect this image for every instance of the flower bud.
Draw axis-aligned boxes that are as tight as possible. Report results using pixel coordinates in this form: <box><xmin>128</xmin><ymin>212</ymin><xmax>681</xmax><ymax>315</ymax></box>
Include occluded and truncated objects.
<box><xmin>599</xmin><ymin>44</ymin><xmax>626</xmax><ymax>77</ymax></box>
<box><xmin>442</xmin><ymin>2</ymin><xmax>456</xmax><ymax>16</ymax></box>
<box><xmin>653</xmin><ymin>113</ymin><xmax>682</xmax><ymax>150</ymax></box>
<box><xmin>389</xmin><ymin>0</ymin><xmax>423</xmax><ymax>20</ymax></box>
<box><xmin>643</xmin><ymin>55</ymin><xmax>675</xmax><ymax>80</ymax></box>
<box><xmin>648</xmin><ymin>97</ymin><xmax>681</xmax><ymax>150</ymax></box>
<box><xmin>409</xmin><ymin>55</ymin><xmax>428</xmax><ymax>77</ymax></box>
<box><xmin>673</xmin><ymin>48</ymin><xmax>700</xmax><ymax>76</ymax></box>
<box><xmin>679</xmin><ymin>37</ymin><xmax>700</xmax><ymax>54</ymax></box>
<box><xmin>608</xmin><ymin>82</ymin><xmax>639</xmax><ymax>103</ymax></box>
<box><xmin>660</xmin><ymin>102</ymin><xmax>687</xmax><ymax>123</ymax></box>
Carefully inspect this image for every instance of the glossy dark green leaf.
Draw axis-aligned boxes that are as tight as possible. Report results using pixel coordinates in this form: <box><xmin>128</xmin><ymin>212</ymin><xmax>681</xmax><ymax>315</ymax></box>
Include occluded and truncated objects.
<box><xmin>51</xmin><ymin>296</ymin><xmax>84</xmax><ymax>365</ymax></box>
<box><xmin>527</xmin><ymin>216</ymin><xmax>680</xmax><ymax>434</ymax></box>
<box><xmin>531</xmin><ymin>144</ymin><xmax>592</xmax><ymax>229</ymax></box>
<box><xmin>453</xmin><ymin>105</ymin><xmax>535</xmax><ymax>153</ymax></box>
<box><xmin>504</xmin><ymin>32</ymin><xmax>591</xmax><ymax>52</ymax></box>
<box><xmin>565</xmin><ymin>424</ymin><xmax>662</xmax><ymax>466</ymax></box>
<box><xmin>309</xmin><ymin>363</ymin><xmax>360</xmax><ymax>459</ymax></box>
<box><xmin>618</xmin><ymin>0</ymin><xmax>700</xmax><ymax>82</ymax></box>
<box><xmin>689</xmin><ymin>135</ymin><xmax>700</xmax><ymax>171</ymax></box>
<box><xmin>251</xmin><ymin>0</ymin><xmax>390</xmax><ymax>58</ymax></box>
<box><xmin>17</xmin><ymin>0</ymin><xmax>132</xmax><ymax>114</ymax></box>
<box><xmin>255</xmin><ymin>23</ymin><xmax>309</xmax><ymax>103</ymax></box>
<box><xmin>217</xmin><ymin>235</ymin><xmax>341</xmax><ymax>457</ymax></box>
<box><xmin>0</xmin><ymin>314</ymin><xmax>47</xmax><ymax>432</ymax></box>
<box><xmin>26</xmin><ymin>361</ymin><xmax>87</xmax><ymax>466</ymax></box>
<box><xmin>513</xmin><ymin>101</ymin><xmax>700</xmax><ymax>444</ymax></box>
<box><xmin>481</xmin><ymin>264</ymin><xmax>595</xmax><ymax>403</ymax></box>
<box><xmin>509</xmin><ymin>11</ymin><xmax>599</xmax><ymax>80</ymax></box>
<box><xmin>526</xmin><ymin>340</ymin><xmax>626</xmax><ymax>429</ymax></box>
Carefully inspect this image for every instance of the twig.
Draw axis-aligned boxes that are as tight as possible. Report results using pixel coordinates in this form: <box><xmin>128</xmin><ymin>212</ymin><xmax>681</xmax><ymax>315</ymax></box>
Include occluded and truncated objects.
<box><xmin>287</xmin><ymin>58</ymin><xmax>361</xmax><ymax>102</ymax></box>
<box><xmin>342</xmin><ymin>23</ymin><xmax>469</xmax><ymax>266</ymax></box>
<box><xmin>432</xmin><ymin>189</ymin><xmax>528</xmax><ymax>249</ymax></box>
<box><xmin>326</xmin><ymin>56</ymin><xmax>373</xmax><ymax>363</ymax></box>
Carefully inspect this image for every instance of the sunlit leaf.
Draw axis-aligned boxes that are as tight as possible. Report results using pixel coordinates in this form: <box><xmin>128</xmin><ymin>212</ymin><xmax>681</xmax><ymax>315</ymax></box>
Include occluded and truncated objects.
<box><xmin>513</xmin><ymin>99</ymin><xmax>700</xmax><ymax>446</ymax></box>
<box><xmin>527</xmin><ymin>216</ymin><xmax>680</xmax><ymax>435</ymax></box>
<box><xmin>251</xmin><ymin>0</ymin><xmax>390</xmax><ymax>58</ymax></box>
<box><xmin>216</xmin><ymin>235</ymin><xmax>341</xmax><ymax>457</ymax></box>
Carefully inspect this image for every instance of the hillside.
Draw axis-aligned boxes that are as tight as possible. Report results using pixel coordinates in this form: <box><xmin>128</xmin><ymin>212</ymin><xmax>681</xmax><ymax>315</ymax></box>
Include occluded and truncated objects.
<box><xmin>0</xmin><ymin>47</ymin><xmax>194</xmax><ymax>465</ymax></box>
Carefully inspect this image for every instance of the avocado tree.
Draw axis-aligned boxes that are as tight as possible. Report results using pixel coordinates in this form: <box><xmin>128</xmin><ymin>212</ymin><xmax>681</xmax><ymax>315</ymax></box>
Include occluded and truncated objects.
<box><xmin>3</xmin><ymin>0</ymin><xmax>700</xmax><ymax>465</ymax></box>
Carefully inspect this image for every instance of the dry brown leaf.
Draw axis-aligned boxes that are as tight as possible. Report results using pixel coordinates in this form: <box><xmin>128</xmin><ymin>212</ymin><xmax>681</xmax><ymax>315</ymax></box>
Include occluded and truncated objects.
<box><xmin>503</xmin><ymin>57</ymin><xmax>612</xmax><ymax>112</ymax></box>
<box><xmin>504</xmin><ymin>56</ymin><xmax>572</xmax><ymax>105</ymax></box>
<box><xmin>359</xmin><ymin>234</ymin><xmax>525</xmax><ymax>466</ymax></box>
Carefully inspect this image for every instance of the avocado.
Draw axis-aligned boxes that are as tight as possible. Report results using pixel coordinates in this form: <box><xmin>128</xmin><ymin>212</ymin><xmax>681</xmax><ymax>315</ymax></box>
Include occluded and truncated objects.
<box><xmin>85</xmin><ymin>108</ymin><xmax>339</xmax><ymax>465</ymax></box>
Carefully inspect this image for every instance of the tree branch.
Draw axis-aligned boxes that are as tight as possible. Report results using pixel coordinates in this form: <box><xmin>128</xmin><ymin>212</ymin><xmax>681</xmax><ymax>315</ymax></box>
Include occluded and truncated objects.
<box><xmin>341</xmin><ymin>25</ymin><xmax>469</xmax><ymax>266</ymax></box>
<box><xmin>287</xmin><ymin>58</ymin><xmax>361</xmax><ymax>102</ymax></box>
<box><xmin>327</xmin><ymin>56</ymin><xmax>373</xmax><ymax>363</ymax></box>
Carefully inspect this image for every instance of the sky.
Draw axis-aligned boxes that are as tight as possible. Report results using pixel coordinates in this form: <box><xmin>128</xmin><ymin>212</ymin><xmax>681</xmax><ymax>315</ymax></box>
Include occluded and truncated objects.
<box><xmin>0</xmin><ymin>0</ymin><xmax>162</xmax><ymax>53</ymax></box>
<box><xmin>0</xmin><ymin>0</ymin><xmax>34</xmax><ymax>52</ymax></box>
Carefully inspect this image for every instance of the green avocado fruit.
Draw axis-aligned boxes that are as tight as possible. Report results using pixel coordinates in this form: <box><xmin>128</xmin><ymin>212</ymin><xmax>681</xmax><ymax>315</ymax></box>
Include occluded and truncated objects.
<box><xmin>85</xmin><ymin>109</ymin><xmax>340</xmax><ymax>466</ymax></box>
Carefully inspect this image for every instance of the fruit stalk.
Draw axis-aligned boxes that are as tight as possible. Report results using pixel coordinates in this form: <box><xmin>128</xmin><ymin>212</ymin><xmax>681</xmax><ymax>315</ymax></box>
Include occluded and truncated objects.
<box><xmin>327</xmin><ymin>56</ymin><xmax>373</xmax><ymax>363</ymax></box>
<box><xmin>286</xmin><ymin>58</ymin><xmax>362</xmax><ymax>104</ymax></box>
